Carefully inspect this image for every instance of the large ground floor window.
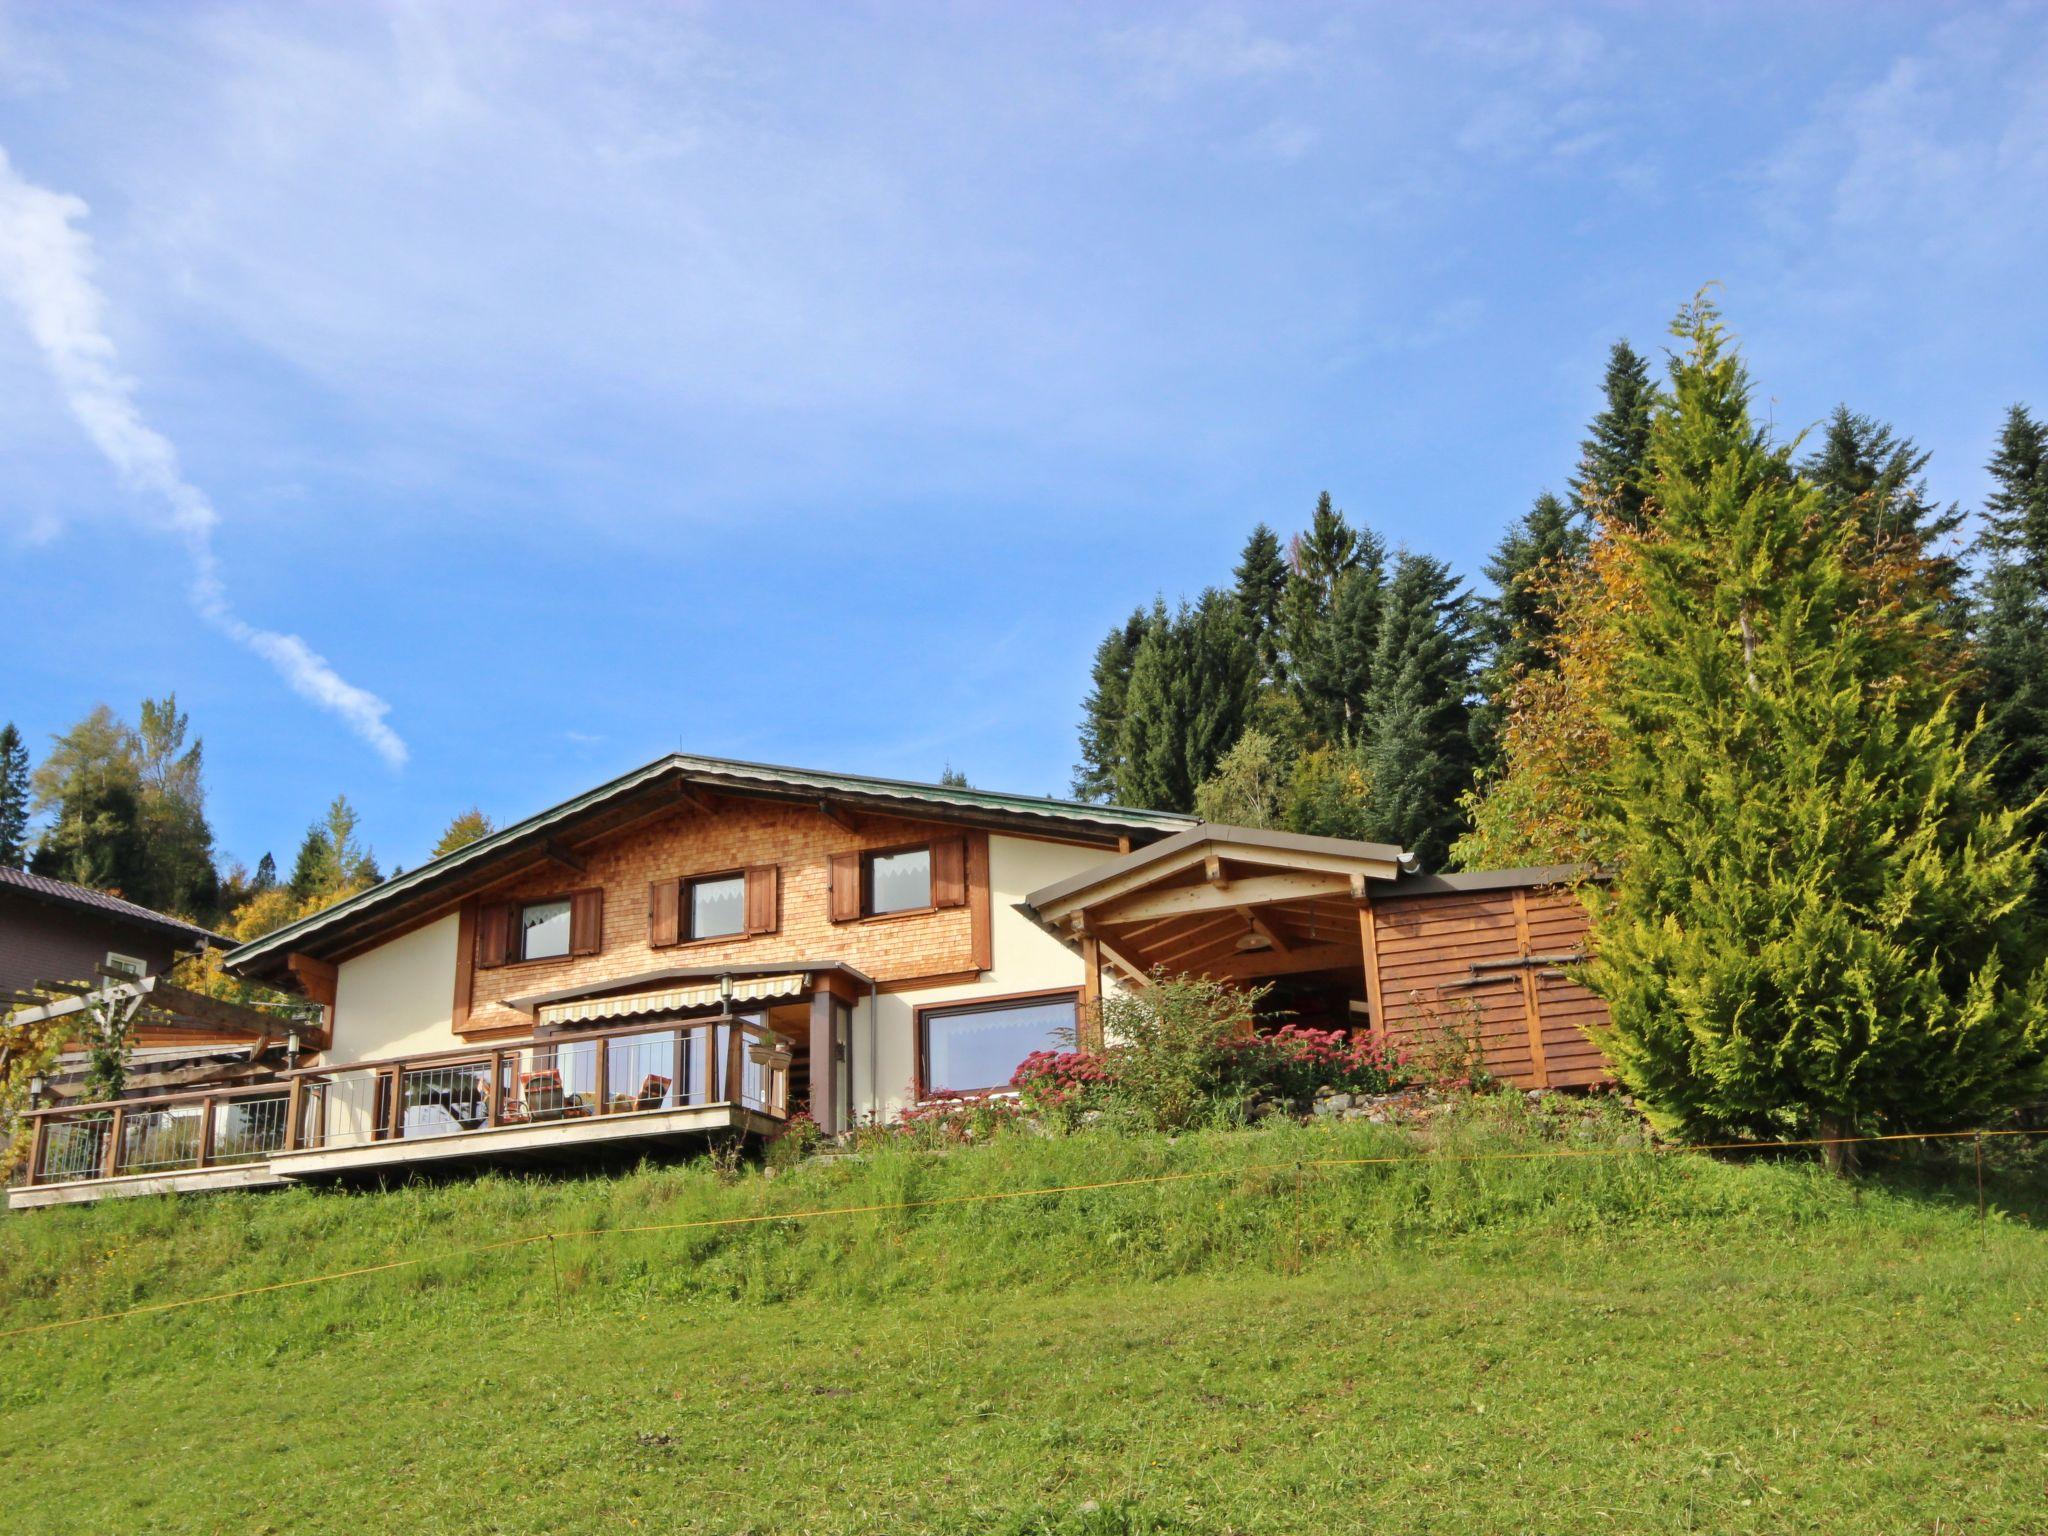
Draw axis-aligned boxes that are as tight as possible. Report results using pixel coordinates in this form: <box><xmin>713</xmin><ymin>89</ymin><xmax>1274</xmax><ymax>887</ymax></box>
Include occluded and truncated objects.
<box><xmin>917</xmin><ymin>991</ymin><xmax>1078</xmax><ymax>1095</ymax></box>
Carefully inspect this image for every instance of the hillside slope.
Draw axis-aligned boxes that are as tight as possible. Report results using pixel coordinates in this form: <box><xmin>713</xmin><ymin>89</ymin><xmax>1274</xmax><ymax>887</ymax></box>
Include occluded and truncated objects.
<box><xmin>2</xmin><ymin>1105</ymin><xmax>2042</xmax><ymax>1534</ymax></box>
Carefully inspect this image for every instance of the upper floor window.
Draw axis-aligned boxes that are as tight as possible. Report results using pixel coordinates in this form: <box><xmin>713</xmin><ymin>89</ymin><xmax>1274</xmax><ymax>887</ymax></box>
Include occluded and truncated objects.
<box><xmin>520</xmin><ymin>898</ymin><xmax>572</xmax><ymax>960</ymax></box>
<box><xmin>866</xmin><ymin>846</ymin><xmax>932</xmax><ymax>915</ymax></box>
<box><xmin>687</xmin><ymin>872</ymin><xmax>746</xmax><ymax>940</ymax></box>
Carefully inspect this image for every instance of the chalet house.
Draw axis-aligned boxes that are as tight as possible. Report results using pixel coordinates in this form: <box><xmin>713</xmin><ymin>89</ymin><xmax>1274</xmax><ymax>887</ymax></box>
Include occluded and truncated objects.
<box><xmin>0</xmin><ymin>866</ymin><xmax>225</xmax><ymax>1000</ymax></box>
<box><xmin>10</xmin><ymin>754</ymin><xmax>1608</xmax><ymax>1208</ymax></box>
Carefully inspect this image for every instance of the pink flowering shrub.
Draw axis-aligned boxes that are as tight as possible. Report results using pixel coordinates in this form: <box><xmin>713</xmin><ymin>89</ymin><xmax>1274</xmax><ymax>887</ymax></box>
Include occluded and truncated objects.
<box><xmin>895</xmin><ymin>1088</ymin><xmax>1029</xmax><ymax>1145</ymax></box>
<box><xmin>1219</xmin><ymin>1025</ymin><xmax>1409</xmax><ymax>1101</ymax></box>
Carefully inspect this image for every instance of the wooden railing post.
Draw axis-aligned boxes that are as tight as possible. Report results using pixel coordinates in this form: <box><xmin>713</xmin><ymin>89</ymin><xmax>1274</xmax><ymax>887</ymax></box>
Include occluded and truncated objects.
<box><xmin>196</xmin><ymin>1096</ymin><xmax>217</xmax><ymax>1170</ymax></box>
<box><xmin>286</xmin><ymin>1075</ymin><xmax>307</xmax><ymax>1152</ymax></box>
<box><xmin>672</xmin><ymin>1028</ymin><xmax>687</xmax><ymax>1109</ymax></box>
<box><xmin>725</xmin><ymin>1025</ymin><xmax>745</xmax><ymax>1108</ymax></box>
<box><xmin>102</xmin><ymin>1107</ymin><xmax>126</xmax><ymax>1180</ymax></box>
<box><xmin>23</xmin><ymin>1115</ymin><xmax>47</xmax><ymax>1187</ymax></box>
<box><xmin>592</xmin><ymin>1037</ymin><xmax>609</xmax><ymax>1116</ymax></box>
<box><xmin>702</xmin><ymin>1024</ymin><xmax>720</xmax><ymax>1104</ymax></box>
<box><xmin>488</xmin><ymin>1050</ymin><xmax>505</xmax><ymax>1128</ymax></box>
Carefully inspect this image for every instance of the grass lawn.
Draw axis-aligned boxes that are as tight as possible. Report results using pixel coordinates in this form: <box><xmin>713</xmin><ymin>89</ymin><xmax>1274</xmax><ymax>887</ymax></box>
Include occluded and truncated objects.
<box><xmin>1</xmin><ymin>1107</ymin><xmax>2043</xmax><ymax>1533</ymax></box>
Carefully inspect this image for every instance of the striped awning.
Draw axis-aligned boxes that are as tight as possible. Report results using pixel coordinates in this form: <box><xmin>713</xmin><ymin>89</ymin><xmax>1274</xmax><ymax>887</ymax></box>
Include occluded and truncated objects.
<box><xmin>534</xmin><ymin>972</ymin><xmax>810</xmax><ymax>1028</ymax></box>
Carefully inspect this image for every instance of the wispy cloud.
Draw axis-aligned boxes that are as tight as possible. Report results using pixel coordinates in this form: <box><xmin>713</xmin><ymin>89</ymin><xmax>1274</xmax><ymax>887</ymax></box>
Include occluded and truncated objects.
<box><xmin>1104</xmin><ymin>10</ymin><xmax>1307</xmax><ymax>98</ymax></box>
<box><xmin>0</xmin><ymin>146</ymin><xmax>407</xmax><ymax>767</ymax></box>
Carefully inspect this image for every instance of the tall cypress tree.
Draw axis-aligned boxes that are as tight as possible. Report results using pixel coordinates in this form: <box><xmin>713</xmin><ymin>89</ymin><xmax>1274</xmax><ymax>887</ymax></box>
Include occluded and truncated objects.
<box><xmin>1072</xmin><ymin>606</ymin><xmax>1151</xmax><ymax>801</ymax></box>
<box><xmin>1587</xmin><ymin>302</ymin><xmax>2048</xmax><ymax>1157</ymax></box>
<box><xmin>1569</xmin><ymin>340</ymin><xmax>1657</xmax><ymax>528</ymax></box>
<box><xmin>1116</xmin><ymin>592</ymin><xmax>1256</xmax><ymax>812</ymax></box>
<box><xmin>1357</xmin><ymin>553</ymin><xmax>1478</xmax><ymax>869</ymax></box>
<box><xmin>1232</xmin><ymin>523</ymin><xmax>1288</xmax><ymax>684</ymax></box>
<box><xmin>1472</xmin><ymin>491</ymin><xmax>1588</xmax><ymax>765</ymax></box>
<box><xmin>1974</xmin><ymin>404</ymin><xmax>2048</xmax><ymax>821</ymax></box>
<box><xmin>0</xmin><ymin>723</ymin><xmax>29</xmax><ymax>870</ymax></box>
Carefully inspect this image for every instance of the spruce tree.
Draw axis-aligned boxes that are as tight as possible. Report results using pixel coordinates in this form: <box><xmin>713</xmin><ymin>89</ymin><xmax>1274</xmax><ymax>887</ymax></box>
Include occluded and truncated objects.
<box><xmin>1569</xmin><ymin>341</ymin><xmax>1657</xmax><ymax>528</ymax></box>
<box><xmin>1357</xmin><ymin>553</ymin><xmax>1478</xmax><ymax>868</ymax></box>
<box><xmin>1290</xmin><ymin>546</ymin><xmax>1385</xmax><ymax>745</ymax></box>
<box><xmin>1802</xmin><ymin>406</ymin><xmax>1965</xmax><ymax>625</ymax></box>
<box><xmin>1278</xmin><ymin>492</ymin><xmax>1362</xmax><ymax>718</ymax></box>
<box><xmin>1587</xmin><ymin>302</ymin><xmax>2048</xmax><ymax>1157</ymax></box>
<box><xmin>1232</xmin><ymin>523</ymin><xmax>1288</xmax><ymax>684</ymax></box>
<box><xmin>1072</xmin><ymin>607</ymin><xmax>1150</xmax><ymax>801</ymax></box>
<box><xmin>250</xmin><ymin>852</ymin><xmax>278</xmax><ymax>895</ymax></box>
<box><xmin>1116</xmin><ymin>592</ymin><xmax>1256</xmax><ymax>812</ymax></box>
<box><xmin>0</xmin><ymin>722</ymin><xmax>29</xmax><ymax>869</ymax></box>
<box><xmin>1472</xmin><ymin>491</ymin><xmax>1588</xmax><ymax>765</ymax></box>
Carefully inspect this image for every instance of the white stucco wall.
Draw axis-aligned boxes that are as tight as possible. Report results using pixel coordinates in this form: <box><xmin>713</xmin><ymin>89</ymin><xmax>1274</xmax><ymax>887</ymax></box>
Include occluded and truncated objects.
<box><xmin>852</xmin><ymin>834</ymin><xmax>1111</xmax><ymax>1120</ymax></box>
<box><xmin>327</xmin><ymin>912</ymin><xmax>462</xmax><ymax>1067</ymax></box>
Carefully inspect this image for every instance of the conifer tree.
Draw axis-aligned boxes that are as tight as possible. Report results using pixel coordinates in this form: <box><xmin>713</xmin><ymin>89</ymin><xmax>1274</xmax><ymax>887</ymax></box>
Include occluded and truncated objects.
<box><xmin>1472</xmin><ymin>491</ymin><xmax>1587</xmax><ymax>765</ymax></box>
<box><xmin>250</xmin><ymin>852</ymin><xmax>277</xmax><ymax>894</ymax></box>
<box><xmin>1279</xmin><ymin>492</ymin><xmax>1362</xmax><ymax>716</ymax></box>
<box><xmin>1974</xmin><ymin>405</ymin><xmax>2048</xmax><ymax>824</ymax></box>
<box><xmin>1357</xmin><ymin>553</ymin><xmax>1477</xmax><ymax>868</ymax></box>
<box><xmin>1072</xmin><ymin>606</ymin><xmax>1150</xmax><ymax>801</ymax></box>
<box><xmin>1115</xmin><ymin>592</ymin><xmax>1256</xmax><ymax>812</ymax></box>
<box><xmin>29</xmin><ymin>705</ymin><xmax>149</xmax><ymax>897</ymax></box>
<box><xmin>1587</xmin><ymin>302</ymin><xmax>2048</xmax><ymax>1158</ymax></box>
<box><xmin>1802</xmin><ymin>406</ymin><xmax>1965</xmax><ymax>627</ymax></box>
<box><xmin>1569</xmin><ymin>341</ymin><xmax>1657</xmax><ymax>528</ymax></box>
<box><xmin>1290</xmin><ymin>547</ymin><xmax>1385</xmax><ymax>745</ymax></box>
<box><xmin>1232</xmin><ymin>523</ymin><xmax>1288</xmax><ymax>684</ymax></box>
<box><xmin>0</xmin><ymin>723</ymin><xmax>29</xmax><ymax>869</ymax></box>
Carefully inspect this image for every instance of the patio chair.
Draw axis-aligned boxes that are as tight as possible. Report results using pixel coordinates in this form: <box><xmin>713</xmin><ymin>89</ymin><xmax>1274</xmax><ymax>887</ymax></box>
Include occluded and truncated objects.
<box><xmin>522</xmin><ymin>1070</ymin><xmax>565</xmax><ymax>1121</ymax></box>
<box><xmin>634</xmin><ymin>1074</ymin><xmax>673</xmax><ymax>1111</ymax></box>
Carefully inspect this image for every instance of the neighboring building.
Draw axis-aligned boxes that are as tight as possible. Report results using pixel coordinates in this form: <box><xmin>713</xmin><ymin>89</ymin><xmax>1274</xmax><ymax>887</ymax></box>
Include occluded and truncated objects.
<box><xmin>11</xmin><ymin>753</ymin><xmax>1610</xmax><ymax>1207</ymax></box>
<box><xmin>0</xmin><ymin>865</ymin><xmax>225</xmax><ymax>998</ymax></box>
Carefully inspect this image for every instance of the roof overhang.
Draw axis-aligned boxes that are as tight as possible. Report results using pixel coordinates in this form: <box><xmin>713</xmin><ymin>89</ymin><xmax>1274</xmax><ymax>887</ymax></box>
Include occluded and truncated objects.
<box><xmin>227</xmin><ymin>753</ymin><xmax>1191</xmax><ymax>985</ymax></box>
<box><xmin>1022</xmin><ymin>823</ymin><xmax>1415</xmax><ymax>985</ymax></box>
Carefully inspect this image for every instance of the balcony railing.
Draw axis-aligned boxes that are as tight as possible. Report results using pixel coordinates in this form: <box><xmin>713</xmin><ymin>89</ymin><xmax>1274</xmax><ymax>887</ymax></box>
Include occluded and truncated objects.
<box><xmin>288</xmin><ymin>1017</ymin><xmax>791</xmax><ymax>1154</ymax></box>
<box><xmin>15</xmin><ymin>1017</ymin><xmax>791</xmax><ymax>1192</ymax></box>
<box><xmin>18</xmin><ymin>1081</ymin><xmax>296</xmax><ymax>1188</ymax></box>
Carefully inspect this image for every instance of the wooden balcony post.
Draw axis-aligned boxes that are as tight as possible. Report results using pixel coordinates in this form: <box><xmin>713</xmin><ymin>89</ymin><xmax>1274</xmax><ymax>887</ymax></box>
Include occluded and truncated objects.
<box><xmin>102</xmin><ymin>1107</ymin><xmax>127</xmax><ymax>1180</ymax></box>
<box><xmin>672</xmin><ymin>1028</ymin><xmax>688</xmax><ymax>1109</ymax></box>
<box><xmin>725</xmin><ymin>1024</ymin><xmax>745</xmax><ymax>1108</ymax></box>
<box><xmin>702</xmin><ymin>1024</ymin><xmax>720</xmax><ymax>1105</ymax></box>
<box><xmin>592</xmin><ymin>1037</ymin><xmax>610</xmax><ymax>1116</ymax></box>
<box><xmin>488</xmin><ymin>1050</ymin><xmax>505</xmax><ymax>1128</ymax></box>
<box><xmin>286</xmin><ymin>1075</ymin><xmax>307</xmax><ymax>1152</ymax></box>
<box><xmin>196</xmin><ymin>1096</ymin><xmax>217</xmax><ymax>1170</ymax></box>
<box><xmin>23</xmin><ymin>1115</ymin><xmax>47</xmax><ymax>1187</ymax></box>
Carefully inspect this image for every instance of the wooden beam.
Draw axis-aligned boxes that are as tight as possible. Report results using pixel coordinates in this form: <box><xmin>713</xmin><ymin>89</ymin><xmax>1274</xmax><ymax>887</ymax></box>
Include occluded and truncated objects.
<box><xmin>1203</xmin><ymin>854</ymin><xmax>1228</xmax><ymax>889</ymax></box>
<box><xmin>1203</xmin><ymin>939</ymin><xmax>1362</xmax><ymax>982</ymax></box>
<box><xmin>1512</xmin><ymin>887</ymin><xmax>1551</xmax><ymax>1088</ymax></box>
<box><xmin>1096</xmin><ymin>871</ymin><xmax>1355</xmax><ymax>925</ymax></box>
<box><xmin>816</xmin><ymin>800</ymin><xmax>861</xmax><ymax>833</ymax></box>
<box><xmin>1145</xmin><ymin>915</ymin><xmax>1247</xmax><ymax>968</ymax></box>
<box><xmin>542</xmin><ymin>840</ymin><xmax>587</xmax><ymax>875</ymax></box>
<box><xmin>1096</xmin><ymin>937</ymin><xmax>1150</xmax><ymax>987</ymax></box>
<box><xmin>1356</xmin><ymin>900</ymin><xmax>1387</xmax><ymax>1033</ymax></box>
<box><xmin>285</xmin><ymin>953</ymin><xmax>338</xmax><ymax>1010</ymax></box>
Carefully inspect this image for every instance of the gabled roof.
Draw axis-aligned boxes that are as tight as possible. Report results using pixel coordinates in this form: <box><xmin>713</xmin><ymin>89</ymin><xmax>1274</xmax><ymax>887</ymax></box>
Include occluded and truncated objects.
<box><xmin>1024</xmin><ymin>822</ymin><xmax>1413</xmax><ymax>919</ymax></box>
<box><xmin>0</xmin><ymin>865</ymin><xmax>227</xmax><ymax>950</ymax></box>
<box><xmin>227</xmin><ymin>752</ymin><xmax>1192</xmax><ymax>982</ymax></box>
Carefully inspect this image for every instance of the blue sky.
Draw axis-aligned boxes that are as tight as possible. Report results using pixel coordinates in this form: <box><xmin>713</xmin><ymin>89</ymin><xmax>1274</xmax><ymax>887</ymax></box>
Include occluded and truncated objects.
<box><xmin>2</xmin><ymin>1</ymin><xmax>2045</xmax><ymax>877</ymax></box>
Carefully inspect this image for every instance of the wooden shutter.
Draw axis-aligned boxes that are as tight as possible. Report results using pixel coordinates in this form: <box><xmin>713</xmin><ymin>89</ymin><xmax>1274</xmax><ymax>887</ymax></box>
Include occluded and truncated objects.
<box><xmin>569</xmin><ymin>888</ymin><xmax>604</xmax><ymax>955</ymax></box>
<box><xmin>744</xmin><ymin>866</ymin><xmax>780</xmax><ymax>935</ymax></box>
<box><xmin>648</xmin><ymin>878</ymin><xmax>681</xmax><ymax>948</ymax></box>
<box><xmin>476</xmin><ymin>901</ymin><xmax>513</xmax><ymax>968</ymax></box>
<box><xmin>827</xmin><ymin>851</ymin><xmax>862</xmax><ymax>923</ymax></box>
<box><xmin>931</xmin><ymin>837</ymin><xmax>968</xmax><ymax>909</ymax></box>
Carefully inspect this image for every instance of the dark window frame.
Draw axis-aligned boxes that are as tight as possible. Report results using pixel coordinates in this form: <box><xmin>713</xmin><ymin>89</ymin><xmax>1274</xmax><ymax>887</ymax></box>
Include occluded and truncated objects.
<box><xmin>682</xmin><ymin>869</ymin><xmax>747</xmax><ymax>943</ymax></box>
<box><xmin>515</xmin><ymin>894</ymin><xmax>575</xmax><ymax>963</ymax></box>
<box><xmin>862</xmin><ymin>841</ymin><xmax>934</xmax><ymax>919</ymax></box>
<box><xmin>914</xmin><ymin>988</ymin><xmax>1081</xmax><ymax>1098</ymax></box>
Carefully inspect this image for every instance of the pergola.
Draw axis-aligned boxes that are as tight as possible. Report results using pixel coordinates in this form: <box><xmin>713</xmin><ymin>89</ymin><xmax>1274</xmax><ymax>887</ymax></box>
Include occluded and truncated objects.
<box><xmin>3</xmin><ymin>973</ymin><xmax>327</xmax><ymax>1098</ymax></box>
<box><xmin>1023</xmin><ymin>824</ymin><xmax>1414</xmax><ymax>1019</ymax></box>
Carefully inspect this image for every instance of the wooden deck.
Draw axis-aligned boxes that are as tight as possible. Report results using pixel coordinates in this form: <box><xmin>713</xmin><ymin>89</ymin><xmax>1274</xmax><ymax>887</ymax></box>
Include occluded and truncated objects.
<box><xmin>9</xmin><ymin>1016</ymin><xmax>792</xmax><ymax>1210</ymax></box>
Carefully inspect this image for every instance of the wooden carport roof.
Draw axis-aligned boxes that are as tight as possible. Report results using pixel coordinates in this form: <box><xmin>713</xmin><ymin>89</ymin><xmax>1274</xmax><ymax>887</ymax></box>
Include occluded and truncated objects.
<box><xmin>1023</xmin><ymin>824</ymin><xmax>1415</xmax><ymax>990</ymax></box>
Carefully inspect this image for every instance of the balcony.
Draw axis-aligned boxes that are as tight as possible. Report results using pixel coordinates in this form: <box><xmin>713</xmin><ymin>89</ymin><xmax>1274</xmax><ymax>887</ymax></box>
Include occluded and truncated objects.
<box><xmin>10</xmin><ymin>1017</ymin><xmax>792</xmax><ymax>1209</ymax></box>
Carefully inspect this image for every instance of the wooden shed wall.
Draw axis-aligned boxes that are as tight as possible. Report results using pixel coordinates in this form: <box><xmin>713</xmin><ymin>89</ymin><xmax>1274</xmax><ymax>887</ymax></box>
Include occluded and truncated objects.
<box><xmin>1369</xmin><ymin>884</ymin><xmax>1610</xmax><ymax>1089</ymax></box>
